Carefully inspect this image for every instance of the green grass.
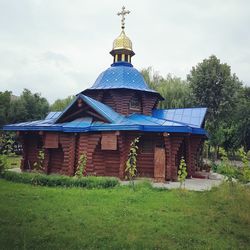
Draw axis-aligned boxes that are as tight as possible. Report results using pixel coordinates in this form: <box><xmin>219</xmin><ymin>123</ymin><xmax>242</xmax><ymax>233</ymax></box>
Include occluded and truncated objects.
<box><xmin>0</xmin><ymin>180</ymin><xmax>249</xmax><ymax>249</ymax></box>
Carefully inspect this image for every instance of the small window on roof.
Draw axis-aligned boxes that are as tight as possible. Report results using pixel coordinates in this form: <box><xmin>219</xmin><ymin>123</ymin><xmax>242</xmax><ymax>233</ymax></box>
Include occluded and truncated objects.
<box><xmin>129</xmin><ymin>96</ymin><xmax>140</xmax><ymax>111</ymax></box>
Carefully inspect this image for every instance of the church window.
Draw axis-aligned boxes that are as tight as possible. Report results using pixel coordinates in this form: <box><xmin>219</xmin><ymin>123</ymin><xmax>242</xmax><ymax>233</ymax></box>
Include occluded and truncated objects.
<box><xmin>117</xmin><ymin>54</ymin><xmax>122</xmax><ymax>61</ymax></box>
<box><xmin>129</xmin><ymin>96</ymin><xmax>140</xmax><ymax>110</ymax></box>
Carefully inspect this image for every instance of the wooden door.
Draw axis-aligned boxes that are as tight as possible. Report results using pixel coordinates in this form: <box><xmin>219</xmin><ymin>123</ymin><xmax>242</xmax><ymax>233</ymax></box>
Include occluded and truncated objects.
<box><xmin>154</xmin><ymin>147</ymin><xmax>166</xmax><ymax>182</ymax></box>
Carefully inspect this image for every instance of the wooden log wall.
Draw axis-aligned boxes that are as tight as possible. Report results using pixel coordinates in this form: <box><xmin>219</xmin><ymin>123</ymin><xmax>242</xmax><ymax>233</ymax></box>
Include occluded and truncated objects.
<box><xmin>48</xmin><ymin>147</ymin><xmax>64</xmax><ymax>174</ymax></box>
<box><xmin>141</xmin><ymin>93</ymin><xmax>158</xmax><ymax>115</ymax></box>
<box><xmin>75</xmin><ymin>133</ymin><xmax>102</xmax><ymax>175</ymax></box>
<box><xmin>164</xmin><ymin>135</ymin><xmax>184</xmax><ymax>181</ymax></box>
<box><xmin>19</xmin><ymin>131</ymin><xmax>205</xmax><ymax>181</ymax></box>
<box><xmin>185</xmin><ymin>136</ymin><xmax>203</xmax><ymax>177</ymax></box>
<box><xmin>20</xmin><ymin>133</ymin><xmax>42</xmax><ymax>170</ymax></box>
<box><xmin>84</xmin><ymin>89</ymin><xmax>159</xmax><ymax>116</ymax></box>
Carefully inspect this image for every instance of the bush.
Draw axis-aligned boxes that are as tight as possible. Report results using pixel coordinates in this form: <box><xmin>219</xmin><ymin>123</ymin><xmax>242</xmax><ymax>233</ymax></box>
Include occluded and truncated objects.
<box><xmin>0</xmin><ymin>154</ymin><xmax>8</xmax><ymax>174</ymax></box>
<box><xmin>1</xmin><ymin>171</ymin><xmax>119</xmax><ymax>189</ymax></box>
<box><xmin>211</xmin><ymin>162</ymin><xmax>219</xmax><ymax>172</ymax></box>
<box><xmin>238</xmin><ymin>148</ymin><xmax>250</xmax><ymax>183</ymax></box>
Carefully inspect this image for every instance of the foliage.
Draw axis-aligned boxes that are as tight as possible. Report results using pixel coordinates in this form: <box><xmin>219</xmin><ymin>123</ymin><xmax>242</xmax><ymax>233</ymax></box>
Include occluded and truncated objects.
<box><xmin>217</xmin><ymin>148</ymin><xmax>238</xmax><ymax>184</ymax></box>
<box><xmin>0</xmin><ymin>154</ymin><xmax>8</xmax><ymax>174</ymax></box>
<box><xmin>238</xmin><ymin>148</ymin><xmax>250</xmax><ymax>183</ymax></box>
<box><xmin>187</xmin><ymin>55</ymin><xmax>243</xmax><ymax>153</ymax></box>
<box><xmin>33</xmin><ymin>150</ymin><xmax>45</xmax><ymax>171</ymax></box>
<box><xmin>125</xmin><ymin>137</ymin><xmax>140</xmax><ymax>189</ymax></box>
<box><xmin>230</xmin><ymin>86</ymin><xmax>250</xmax><ymax>151</ymax></box>
<box><xmin>141</xmin><ymin>68</ymin><xmax>194</xmax><ymax>109</ymax></box>
<box><xmin>0</xmin><ymin>91</ymin><xmax>12</xmax><ymax>127</ymax></box>
<box><xmin>50</xmin><ymin>95</ymin><xmax>75</xmax><ymax>111</ymax></box>
<box><xmin>0</xmin><ymin>132</ymin><xmax>16</xmax><ymax>155</ymax></box>
<box><xmin>1</xmin><ymin>171</ymin><xmax>119</xmax><ymax>189</ymax></box>
<box><xmin>178</xmin><ymin>157</ymin><xmax>188</xmax><ymax>188</ymax></box>
<box><xmin>75</xmin><ymin>154</ymin><xmax>87</xmax><ymax>178</ymax></box>
<box><xmin>0</xmin><ymin>89</ymin><xmax>49</xmax><ymax>126</ymax></box>
<box><xmin>0</xmin><ymin>180</ymin><xmax>250</xmax><ymax>249</ymax></box>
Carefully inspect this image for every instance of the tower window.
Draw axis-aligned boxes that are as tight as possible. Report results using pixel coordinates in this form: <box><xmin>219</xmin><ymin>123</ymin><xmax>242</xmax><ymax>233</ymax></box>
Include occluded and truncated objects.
<box><xmin>129</xmin><ymin>96</ymin><xmax>140</xmax><ymax>111</ymax></box>
<box><xmin>125</xmin><ymin>55</ymin><xmax>128</xmax><ymax>62</ymax></box>
<box><xmin>117</xmin><ymin>54</ymin><xmax>122</xmax><ymax>61</ymax></box>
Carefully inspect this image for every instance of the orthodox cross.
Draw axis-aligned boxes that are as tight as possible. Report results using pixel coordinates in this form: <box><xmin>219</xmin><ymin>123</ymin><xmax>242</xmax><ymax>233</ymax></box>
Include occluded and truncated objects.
<box><xmin>117</xmin><ymin>6</ymin><xmax>130</xmax><ymax>30</ymax></box>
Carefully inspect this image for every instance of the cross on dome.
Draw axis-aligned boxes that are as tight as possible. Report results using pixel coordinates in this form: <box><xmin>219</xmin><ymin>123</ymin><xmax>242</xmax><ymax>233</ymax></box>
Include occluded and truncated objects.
<box><xmin>117</xmin><ymin>6</ymin><xmax>130</xmax><ymax>30</ymax></box>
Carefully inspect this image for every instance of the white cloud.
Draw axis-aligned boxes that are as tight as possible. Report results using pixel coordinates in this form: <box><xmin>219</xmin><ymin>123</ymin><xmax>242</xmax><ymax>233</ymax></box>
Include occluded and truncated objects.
<box><xmin>0</xmin><ymin>0</ymin><xmax>249</xmax><ymax>103</ymax></box>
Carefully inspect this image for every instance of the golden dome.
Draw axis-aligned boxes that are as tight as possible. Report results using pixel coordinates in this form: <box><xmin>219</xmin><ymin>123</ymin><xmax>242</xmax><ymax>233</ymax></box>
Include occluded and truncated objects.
<box><xmin>113</xmin><ymin>30</ymin><xmax>133</xmax><ymax>51</ymax></box>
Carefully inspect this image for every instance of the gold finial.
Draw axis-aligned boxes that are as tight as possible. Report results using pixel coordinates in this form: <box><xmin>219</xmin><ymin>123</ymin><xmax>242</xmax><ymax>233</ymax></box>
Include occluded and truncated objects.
<box><xmin>117</xmin><ymin>6</ymin><xmax>130</xmax><ymax>30</ymax></box>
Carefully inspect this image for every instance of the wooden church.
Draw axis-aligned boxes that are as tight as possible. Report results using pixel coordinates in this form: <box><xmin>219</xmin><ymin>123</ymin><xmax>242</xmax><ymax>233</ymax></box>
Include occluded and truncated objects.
<box><xmin>4</xmin><ymin>7</ymin><xmax>207</xmax><ymax>181</ymax></box>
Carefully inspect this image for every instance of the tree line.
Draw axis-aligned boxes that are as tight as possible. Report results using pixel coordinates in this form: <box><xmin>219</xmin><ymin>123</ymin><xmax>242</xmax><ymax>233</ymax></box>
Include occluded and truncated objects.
<box><xmin>0</xmin><ymin>55</ymin><xmax>249</xmax><ymax>153</ymax></box>
<box><xmin>141</xmin><ymin>55</ymin><xmax>250</xmax><ymax>153</ymax></box>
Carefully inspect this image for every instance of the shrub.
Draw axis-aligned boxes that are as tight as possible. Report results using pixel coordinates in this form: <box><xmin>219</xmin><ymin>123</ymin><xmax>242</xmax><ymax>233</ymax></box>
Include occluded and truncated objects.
<box><xmin>33</xmin><ymin>150</ymin><xmax>45</xmax><ymax>171</ymax></box>
<box><xmin>218</xmin><ymin>148</ymin><xmax>238</xmax><ymax>184</ymax></box>
<box><xmin>238</xmin><ymin>148</ymin><xmax>250</xmax><ymax>183</ymax></box>
<box><xmin>211</xmin><ymin>162</ymin><xmax>219</xmax><ymax>172</ymax></box>
<box><xmin>0</xmin><ymin>154</ymin><xmax>8</xmax><ymax>174</ymax></box>
<box><xmin>1</xmin><ymin>171</ymin><xmax>119</xmax><ymax>189</ymax></box>
<box><xmin>178</xmin><ymin>157</ymin><xmax>187</xmax><ymax>189</ymax></box>
<box><xmin>75</xmin><ymin>154</ymin><xmax>87</xmax><ymax>178</ymax></box>
<box><xmin>125</xmin><ymin>137</ymin><xmax>140</xmax><ymax>189</ymax></box>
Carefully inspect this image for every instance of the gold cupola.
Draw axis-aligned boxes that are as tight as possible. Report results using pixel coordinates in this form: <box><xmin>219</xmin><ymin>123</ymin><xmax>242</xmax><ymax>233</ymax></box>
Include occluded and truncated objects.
<box><xmin>110</xmin><ymin>6</ymin><xmax>135</xmax><ymax>64</ymax></box>
<box><xmin>113</xmin><ymin>30</ymin><xmax>133</xmax><ymax>51</ymax></box>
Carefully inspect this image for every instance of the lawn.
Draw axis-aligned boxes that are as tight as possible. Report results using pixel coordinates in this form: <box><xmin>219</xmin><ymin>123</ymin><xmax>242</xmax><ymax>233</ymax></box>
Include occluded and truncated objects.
<box><xmin>0</xmin><ymin>179</ymin><xmax>249</xmax><ymax>249</ymax></box>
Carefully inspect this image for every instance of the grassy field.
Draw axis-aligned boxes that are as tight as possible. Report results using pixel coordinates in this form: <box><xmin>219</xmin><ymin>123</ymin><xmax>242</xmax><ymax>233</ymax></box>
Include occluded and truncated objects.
<box><xmin>0</xmin><ymin>179</ymin><xmax>249</xmax><ymax>249</ymax></box>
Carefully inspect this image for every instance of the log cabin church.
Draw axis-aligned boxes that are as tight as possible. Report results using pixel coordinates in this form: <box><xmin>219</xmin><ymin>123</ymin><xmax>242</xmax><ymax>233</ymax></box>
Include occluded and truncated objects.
<box><xmin>4</xmin><ymin>7</ymin><xmax>207</xmax><ymax>182</ymax></box>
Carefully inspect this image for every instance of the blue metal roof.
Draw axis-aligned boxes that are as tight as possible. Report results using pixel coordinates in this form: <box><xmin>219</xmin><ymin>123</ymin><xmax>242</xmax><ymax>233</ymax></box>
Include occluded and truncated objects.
<box><xmin>54</xmin><ymin>94</ymin><xmax>124</xmax><ymax>124</ymax></box>
<box><xmin>152</xmin><ymin>108</ymin><xmax>207</xmax><ymax>127</ymax></box>
<box><xmin>3</xmin><ymin>94</ymin><xmax>207</xmax><ymax>135</ymax></box>
<box><xmin>85</xmin><ymin>62</ymin><xmax>161</xmax><ymax>97</ymax></box>
<box><xmin>45</xmin><ymin>112</ymin><xmax>62</xmax><ymax>120</ymax></box>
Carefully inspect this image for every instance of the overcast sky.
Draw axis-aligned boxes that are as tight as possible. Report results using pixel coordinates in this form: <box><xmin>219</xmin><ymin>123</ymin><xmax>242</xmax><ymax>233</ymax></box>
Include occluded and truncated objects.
<box><xmin>0</xmin><ymin>0</ymin><xmax>249</xmax><ymax>103</ymax></box>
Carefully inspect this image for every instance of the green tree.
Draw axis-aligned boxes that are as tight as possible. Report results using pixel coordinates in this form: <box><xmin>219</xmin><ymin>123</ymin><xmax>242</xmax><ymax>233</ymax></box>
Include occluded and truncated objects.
<box><xmin>187</xmin><ymin>55</ymin><xmax>242</xmax><ymax>156</ymax></box>
<box><xmin>141</xmin><ymin>67</ymin><xmax>194</xmax><ymax>109</ymax></box>
<box><xmin>50</xmin><ymin>96</ymin><xmax>75</xmax><ymax>111</ymax></box>
<box><xmin>232</xmin><ymin>87</ymin><xmax>250</xmax><ymax>150</ymax></box>
<box><xmin>8</xmin><ymin>89</ymin><xmax>49</xmax><ymax>123</ymax></box>
<box><xmin>0</xmin><ymin>91</ymin><xmax>12</xmax><ymax>127</ymax></box>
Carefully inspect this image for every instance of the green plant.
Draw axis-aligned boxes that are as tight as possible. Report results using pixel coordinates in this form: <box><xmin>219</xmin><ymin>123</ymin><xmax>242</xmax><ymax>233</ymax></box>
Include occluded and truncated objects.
<box><xmin>211</xmin><ymin>162</ymin><xmax>218</xmax><ymax>172</ymax></box>
<box><xmin>0</xmin><ymin>132</ymin><xmax>15</xmax><ymax>156</ymax></box>
<box><xmin>125</xmin><ymin>137</ymin><xmax>140</xmax><ymax>189</ymax></box>
<box><xmin>75</xmin><ymin>154</ymin><xmax>87</xmax><ymax>178</ymax></box>
<box><xmin>238</xmin><ymin>148</ymin><xmax>250</xmax><ymax>183</ymax></box>
<box><xmin>0</xmin><ymin>154</ymin><xmax>8</xmax><ymax>175</ymax></box>
<box><xmin>1</xmin><ymin>171</ymin><xmax>119</xmax><ymax>189</ymax></box>
<box><xmin>33</xmin><ymin>150</ymin><xmax>45</xmax><ymax>171</ymax></box>
<box><xmin>218</xmin><ymin>148</ymin><xmax>237</xmax><ymax>184</ymax></box>
<box><xmin>178</xmin><ymin>157</ymin><xmax>187</xmax><ymax>189</ymax></box>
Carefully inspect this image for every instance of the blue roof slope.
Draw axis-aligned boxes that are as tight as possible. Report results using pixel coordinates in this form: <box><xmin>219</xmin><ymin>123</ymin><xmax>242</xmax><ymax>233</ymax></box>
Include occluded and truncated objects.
<box><xmin>45</xmin><ymin>112</ymin><xmax>62</xmax><ymax>120</ymax></box>
<box><xmin>80</xmin><ymin>94</ymin><xmax>123</xmax><ymax>123</ymax></box>
<box><xmin>152</xmin><ymin>108</ymin><xmax>207</xmax><ymax>127</ymax></box>
<box><xmin>54</xmin><ymin>94</ymin><xmax>124</xmax><ymax>124</ymax></box>
<box><xmin>85</xmin><ymin>62</ymin><xmax>162</xmax><ymax>97</ymax></box>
